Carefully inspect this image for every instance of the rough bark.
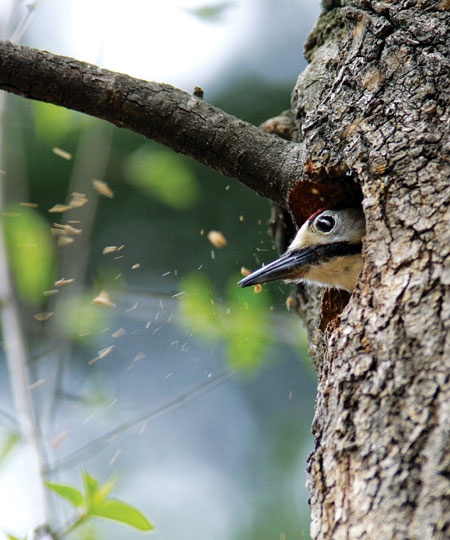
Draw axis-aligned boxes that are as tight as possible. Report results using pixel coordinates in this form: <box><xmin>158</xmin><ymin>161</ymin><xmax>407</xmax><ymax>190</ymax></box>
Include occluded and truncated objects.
<box><xmin>1</xmin><ymin>1</ymin><xmax>450</xmax><ymax>537</ymax></box>
<box><xmin>291</xmin><ymin>2</ymin><xmax>450</xmax><ymax>539</ymax></box>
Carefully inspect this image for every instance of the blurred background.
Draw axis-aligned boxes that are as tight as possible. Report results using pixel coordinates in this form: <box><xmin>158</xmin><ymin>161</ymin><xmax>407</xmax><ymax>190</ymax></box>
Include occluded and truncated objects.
<box><xmin>0</xmin><ymin>0</ymin><xmax>321</xmax><ymax>538</ymax></box>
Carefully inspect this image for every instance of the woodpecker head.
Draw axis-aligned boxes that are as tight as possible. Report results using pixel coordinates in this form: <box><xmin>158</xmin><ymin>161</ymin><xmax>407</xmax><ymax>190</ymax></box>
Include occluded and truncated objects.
<box><xmin>238</xmin><ymin>208</ymin><xmax>365</xmax><ymax>292</ymax></box>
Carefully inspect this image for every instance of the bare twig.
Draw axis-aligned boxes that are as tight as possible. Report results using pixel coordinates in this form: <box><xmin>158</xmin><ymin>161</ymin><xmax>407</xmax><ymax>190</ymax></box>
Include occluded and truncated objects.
<box><xmin>47</xmin><ymin>370</ymin><xmax>235</xmax><ymax>474</ymax></box>
<box><xmin>0</xmin><ymin>94</ymin><xmax>51</xmax><ymax>529</ymax></box>
<box><xmin>10</xmin><ymin>1</ymin><xmax>40</xmax><ymax>42</ymax></box>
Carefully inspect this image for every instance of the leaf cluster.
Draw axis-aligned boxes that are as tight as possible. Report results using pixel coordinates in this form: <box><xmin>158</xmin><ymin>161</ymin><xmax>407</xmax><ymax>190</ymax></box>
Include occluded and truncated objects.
<box><xmin>44</xmin><ymin>470</ymin><xmax>153</xmax><ymax>538</ymax></box>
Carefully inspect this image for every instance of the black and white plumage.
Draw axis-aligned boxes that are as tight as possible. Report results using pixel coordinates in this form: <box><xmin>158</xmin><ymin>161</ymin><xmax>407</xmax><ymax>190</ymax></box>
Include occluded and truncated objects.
<box><xmin>238</xmin><ymin>208</ymin><xmax>365</xmax><ymax>292</ymax></box>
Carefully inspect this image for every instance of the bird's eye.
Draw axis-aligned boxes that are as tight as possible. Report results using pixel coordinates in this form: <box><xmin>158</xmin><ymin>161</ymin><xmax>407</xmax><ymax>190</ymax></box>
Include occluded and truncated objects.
<box><xmin>315</xmin><ymin>215</ymin><xmax>336</xmax><ymax>233</ymax></box>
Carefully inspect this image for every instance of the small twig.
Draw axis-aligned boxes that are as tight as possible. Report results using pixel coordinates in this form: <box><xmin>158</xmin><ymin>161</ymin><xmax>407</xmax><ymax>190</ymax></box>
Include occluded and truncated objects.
<box><xmin>47</xmin><ymin>370</ymin><xmax>235</xmax><ymax>474</ymax></box>
<box><xmin>10</xmin><ymin>0</ymin><xmax>40</xmax><ymax>42</ymax></box>
<box><xmin>0</xmin><ymin>103</ymin><xmax>52</xmax><ymax>526</ymax></box>
<box><xmin>56</xmin><ymin>513</ymin><xmax>88</xmax><ymax>539</ymax></box>
<box><xmin>27</xmin><ymin>524</ymin><xmax>58</xmax><ymax>540</ymax></box>
<box><xmin>0</xmin><ymin>0</ymin><xmax>53</xmax><ymax>531</ymax></box>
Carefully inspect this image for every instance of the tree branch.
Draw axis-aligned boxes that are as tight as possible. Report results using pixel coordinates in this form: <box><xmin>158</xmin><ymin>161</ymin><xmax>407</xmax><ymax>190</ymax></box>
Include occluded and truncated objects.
<box><xmin>0</xmin><ymin>40</ymin><xmax>306</xmax><ymax>206</ymax></box>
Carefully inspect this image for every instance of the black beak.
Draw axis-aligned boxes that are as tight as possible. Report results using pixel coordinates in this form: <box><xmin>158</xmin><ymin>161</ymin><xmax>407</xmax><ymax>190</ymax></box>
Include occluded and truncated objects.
<box><xmin>238</xmin><ymin>248</ymin><xmax>317</xmax><ymax>287</ymax></box>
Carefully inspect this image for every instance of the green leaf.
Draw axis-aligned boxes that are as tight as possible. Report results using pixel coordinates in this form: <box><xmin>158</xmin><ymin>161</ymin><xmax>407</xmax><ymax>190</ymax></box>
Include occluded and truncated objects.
<box><xmin>83</xmin><ymin>469</ymin><xmax>99</xmax><ymax>502</ymax></box>
<box><xmin>92</xmin><ymin>498</ymin><xmax>154</xmax><ymax>531</ymax></box>
<box><xmin>3</xmin><ymin>206</ymin><xmax>55</xmax><ymax>304</ymax></box>
<box><xmin>182</xmin><ymin>2</ymin><xmax>234</xmax><ymax>22</ymax></box>
<box><xmin>125</xmin><ymin>146</ymin><xmax>199</xmax><ymax>210</ymax></box>
<box><xmin>0</xmin><ymin>430</ymin><xmax>21</xmax><ymax>464</ymax></box>
<box><xmin>50</xmin><ymin>471</ymin><xmax>154</xmax><ymax>534</ymax></box>
<box><xmin>95</xmin><ymin>474</ymin><xmax>118</xmax><ymax>501</ymax></box>
<box><xmin>82</xmin><ymin>469</ymin><xmax>117</xmax><ymax>511</ymax></box>
<box><xmin>6</xmin><ymin>533</ymin><xmax>24</xmax><ymax>540</ymax></box>
<box><xmin>45</xmin><ymin>482</ymin><xmax>84</xmax><ymax>508</ymax></box>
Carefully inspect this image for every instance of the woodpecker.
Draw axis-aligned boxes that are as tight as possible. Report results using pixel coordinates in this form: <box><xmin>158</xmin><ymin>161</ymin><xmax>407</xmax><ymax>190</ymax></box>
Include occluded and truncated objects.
<box><xmin>238</xmin><ymin>208</ymin><xmax>365</xmax><ymax>292</ymax></box>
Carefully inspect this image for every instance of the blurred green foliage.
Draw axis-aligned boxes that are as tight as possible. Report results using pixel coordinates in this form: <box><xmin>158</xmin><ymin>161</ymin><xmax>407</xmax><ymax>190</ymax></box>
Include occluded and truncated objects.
<box><xmin>6</xmin><ymin>533</ymin><xmax>22</xmax><ymax>540</ymax></box>
<box><xmin>0</xmin><ymin>429</ymin><xmax>20</xmax><ymax>466</ymax></box>
<box><xmin>57</xmin><ymin>293</ymin><xmax>114</xmax><ymax>342</ymax></box>
<box><xmin>125</xmin><ymin>146</ymin><xmax>199</xmax><ymax>210</ymax></box>
<box><xmin>3</xmin><ymin>205</ymin><xmax>55</xmax><ymax>304</ymax></box>
<box><xmin>179</xmin><ymin>273</ymin><xmax>271</xmax><ymax>370</ymax></box>
<box><xmin>182</xmin><ymin>2</ymin><xmax>234</xmax><ymax>22</ymax></box>
<box><xmin>33</xmin><ymin>101</ymin><xmax>91</xmax><ymax>144</ymax></box>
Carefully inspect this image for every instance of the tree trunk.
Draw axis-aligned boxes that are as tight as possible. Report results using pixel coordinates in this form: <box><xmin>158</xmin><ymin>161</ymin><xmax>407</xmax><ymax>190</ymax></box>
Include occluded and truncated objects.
<box><xmin>290</xmin><ymin>2</ymin><xmax>450</xmax><ymax>539</ymax></box>
<box><xmin>1</xmin><ymin>1</ymin><xmax>450</xmax><ymax>538</ymax></box>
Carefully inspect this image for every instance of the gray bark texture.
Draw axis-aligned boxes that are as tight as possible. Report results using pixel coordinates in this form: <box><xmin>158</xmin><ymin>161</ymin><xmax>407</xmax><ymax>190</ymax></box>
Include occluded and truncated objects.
<box><xmin>290</xmin><ymin>2</ymin><xmax>450</xmax><ymax>539</ymax></box>
<box><xmin>0</xmin><ymin>0</ymin><xmax>450</xmax><ymax>538</ymax></box>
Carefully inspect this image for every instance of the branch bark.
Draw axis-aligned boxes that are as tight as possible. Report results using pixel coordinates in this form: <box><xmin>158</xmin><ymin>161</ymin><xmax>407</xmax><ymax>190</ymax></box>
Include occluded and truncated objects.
<box><xmin>0</xmin><ymin>40</ymin><xmax>305</xmax><ymax>206</ymax></box>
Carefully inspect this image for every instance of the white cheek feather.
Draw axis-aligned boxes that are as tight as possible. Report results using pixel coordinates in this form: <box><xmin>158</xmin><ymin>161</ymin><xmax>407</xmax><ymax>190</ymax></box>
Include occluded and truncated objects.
<box><xmin>301</xmin><ymin>254</ymin><xmax>363</xmax><ymax>291</ymax></box>
<box><xmin>288</xmin><ymin>223</ymin><xmax>314</xmax><ymax>251</ymax></box>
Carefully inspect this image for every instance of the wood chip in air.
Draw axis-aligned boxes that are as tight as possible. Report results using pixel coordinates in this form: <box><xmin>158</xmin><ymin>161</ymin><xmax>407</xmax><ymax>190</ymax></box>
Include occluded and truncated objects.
<box><xmin>69</xmin><ymin>192</ymin><xmax>88</xmax><ymax>208</ymax></box>
<box><xmin>89</xmin><ymin>345</ymin><xmax>115</xmax><ymax>365</ymax></box>
<box><xmin>131</xmin><ymin>263</ymin><xmax>141</xmax><ymax>270</ymax></box>
<box><xmin>49</xmin><ymin>204</ymin><xmax>71</xmax><ymax>213</ymax></box>
<box><xmin>28</xmin><ymin>378</ymin><xmax>45</xmax><ymax>389</ymax></box>
<box><xmin>50</xmin><ymin>430</ymin><xmax>69</xmax><ymax>448</ymax></box>
<box><xmin>126</xmin><ymin>302</ymin><xmax>138</xmax><ymax>313</ymax></box>
<box><xmin>112</xmin><ymin>328</ymin><xmax>126</xmax><ymax>338</ymax></box>
<box><xmin>55</xmin><ymin>278</ymin><xmax>75</xmax><ymax>287</ymax></box>
<box><xmin>240</xmin><ymin>266</ymin><xmax>250</xmax><ymax>277</ymax></box>
<box><xmin>103</xmin><ymin>246</ymin><xmax>118</xmax><ymax>255</ymax></box>
<box><xmin>254</xmin><ymin>284</ymin><xmax>262</xmax><ymax>294</ymax></box>
<box><xmin>285</xmin><ymin>296</ymin><xmax>294</xmax><ymax>311</ymax></box>
<box><xmin>64</xmin><ymin>224</ymin><xmax>82</xmax><ymax>235</ymax></box>
<box><xmin>92</xmin><ymin>290</ymin><xmax>116</xmax><ymax>308</ymax></box>
<box><xmin>53</xmin><ymin>223</ymin><xmax>82</xmax><ymax>235</ymax></box>
<box><xmin>20</xmin><ymin>202</ymin><xmax>38</xmax><ymax>208</ymax></box>
<box><xmin>52</xmin><ymin>147</ymin><xmax>72</xmax><ymax>160</ymax></box>
<box><xmin>34</xmin><ymin>312</ymin><xmax>54</xmax><ymax>321</ymax></box>
<box><xmin>43</xmin><ymin>289</ymin><xmax>59</xmax><ymax>296</ymax></box>
<box><xmin>93</xmin><ymin>179</ymin><xmax>114</xmax><ymax>198</ymax></box>
<box><xmin>57</xmin><ymin>236</ymin><xmax>75</xmax><ymax>247</ymax></box>
<box><xmin>133</xmin><ymin>352</ymin><xmax>146</xmax><ymax>363</ymax></box>
<box><xmin>207</xmin><ymin>230</ymin><xmax>227</xmax><ymax>248</ymax></box>
<box><xmin>109</xmin><ymin>448</ymin><xmax>122</xmax><ymax>466</ymax></box>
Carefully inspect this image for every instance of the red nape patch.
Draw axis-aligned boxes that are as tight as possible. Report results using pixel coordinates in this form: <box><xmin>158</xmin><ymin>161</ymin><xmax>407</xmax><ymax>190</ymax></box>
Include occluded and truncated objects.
<box><xmin>307</xmin><ymin>208</ymin><xmax>327</xmax><ymax>222</ymax></box>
